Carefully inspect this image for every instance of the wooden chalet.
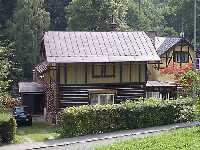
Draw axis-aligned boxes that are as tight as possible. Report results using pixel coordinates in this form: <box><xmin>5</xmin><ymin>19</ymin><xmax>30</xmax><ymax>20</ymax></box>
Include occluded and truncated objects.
<box><xmin>30</xmin><ymin>31</ymin><xmax>160</xmax><ymax>122</ymax></box>
<box><xmin>147</xmin><ymin>36</ymin><xmax>194</xmax><ymax>100</ymax></box>
<box><xmin>148</xmin><ymin>36</ymin><xmax>194</xmax><ymax>81</ymax></box>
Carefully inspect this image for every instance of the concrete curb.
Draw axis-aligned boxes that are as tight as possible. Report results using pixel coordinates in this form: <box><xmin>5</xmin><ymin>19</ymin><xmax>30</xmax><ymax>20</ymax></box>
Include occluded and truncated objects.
<box><xmin>26</xmin><ymin>121</ymin><xmax>200</xmax><ymax>150</ymax></box>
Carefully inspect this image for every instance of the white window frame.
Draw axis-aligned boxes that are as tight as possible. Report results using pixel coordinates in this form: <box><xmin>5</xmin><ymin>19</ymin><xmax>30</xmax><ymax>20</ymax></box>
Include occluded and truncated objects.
<box><xmin>90</xmin><ymin>93</ymin><xmax>115</xmax><ymax>105</ymax></box>
<box><xmin>146</xmin><ymin>91</ymin><xmax>162</xmax><ymax>99</ymax></box>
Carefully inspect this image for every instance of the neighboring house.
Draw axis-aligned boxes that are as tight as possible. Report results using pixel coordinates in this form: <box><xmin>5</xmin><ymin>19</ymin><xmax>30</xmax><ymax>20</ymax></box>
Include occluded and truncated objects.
<box><xmin>148</xmin><ymin>36</ymin><xmax>194</xmax><ymax>81</ymax></box>
<box><xmin>147</xmin><ymin>36</ymin><xmax>194</xmax><ymax>100</ymax></box>
<box><xmin>21</xmin><ymin>31</ymin><xmax>159</xmax><ymax>123</ymax></box>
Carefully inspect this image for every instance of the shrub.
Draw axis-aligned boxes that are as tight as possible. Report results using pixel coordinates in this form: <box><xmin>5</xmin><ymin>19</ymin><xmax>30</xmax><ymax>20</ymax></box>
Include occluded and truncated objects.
<box><xmin>57</xmin><ymin>98</ymin><xmax>194</xmax><ymax>137</ymax></box>
<box><xmin>0</xmin><ymin>96</ymin><xmax>22</xmax><ymax>109</ymax></box>
<box><xmin>0</xmin><ymin>112</ymin><xmax>16</xmax><ymax>144</ymax></box>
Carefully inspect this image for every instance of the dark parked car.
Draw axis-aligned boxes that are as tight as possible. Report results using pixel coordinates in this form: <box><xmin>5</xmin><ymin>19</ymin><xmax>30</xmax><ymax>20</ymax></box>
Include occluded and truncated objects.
<box><xmin>13</xmin><ymin>106</ymin><xmax>32</xmax><ymax>126</ymax></box>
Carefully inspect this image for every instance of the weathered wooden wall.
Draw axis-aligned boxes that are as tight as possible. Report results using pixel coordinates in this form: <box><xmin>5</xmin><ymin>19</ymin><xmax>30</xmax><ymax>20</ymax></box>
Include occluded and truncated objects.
<box><xmin>57</xmin><ymin>62</ymin><xmax>147</xmax><ymax>108</ymax></box>
<box><xmin>59</xmin><ymin>84</ymin><xmax>146</xmax><ymax>108</ymax></box>
<box><xmin>59</xmin><ymin>62</ymin><xmax>146</xmax><ymax>84</ymax></box>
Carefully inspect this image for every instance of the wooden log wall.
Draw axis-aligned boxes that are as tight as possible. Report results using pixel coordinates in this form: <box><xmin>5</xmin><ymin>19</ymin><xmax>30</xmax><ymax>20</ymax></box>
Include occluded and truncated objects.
<box><xmin>59</xmin><ymin>83</ymin><xmax>146</xmax><ymax>108</ymax></box>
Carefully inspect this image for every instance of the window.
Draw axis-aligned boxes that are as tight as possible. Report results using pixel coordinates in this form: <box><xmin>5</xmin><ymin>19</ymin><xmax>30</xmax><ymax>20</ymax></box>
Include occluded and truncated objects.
<box><xmin>90</xmin><ymin>93</ymin><xmax>115</xmax><ymax>105</ymax></box>
<box><xmin>92</xmin><ymin>63</ymin><xmax>115</xmax><ymax>78</ymax></box>
<box><xmin>196</xmin><ymin>58</ymin><xmax>200</xmax><ymax>70</ymax></box>
<box><xmin>146</xmin><ymin>92</ymin><xmax>162</xmax><ymax>99</ymax></box>
<box><xmin>174</xmin><ymin>52</ymin><xmax>189</xmax><ymax>63</ymax></box>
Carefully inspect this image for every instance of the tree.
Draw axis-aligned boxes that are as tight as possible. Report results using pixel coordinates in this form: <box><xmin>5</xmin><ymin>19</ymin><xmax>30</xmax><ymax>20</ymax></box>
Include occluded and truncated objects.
<box><xmin>44</xmin><ymin>0</ymin><xmax>71</xmax><ymax>30</ymax></box>
<box><xmin>166</xmin><ymin>0</ymin><xmax>200</xmax><ymax>43</ymax></box>
<box><xmin>126</xmin><ymin>1</ymin><xmax>151</xmax><ymax>31</ymax></box>
<box><xmin>66</xmin><ymin>0</ymin><xmax>129</xmax><ymax>31</ymax></box>
<box><xmin>0</xmin><ymin>40</ymin><xmax>22</xmax><ymax>96</ymax></box>
<box><xmin>10</xmin><ymin>0</ymin><xmax>50</xmax><ymax>79</ymax></box>
<box><xmin>0</xmin><ymin>0</ymin><xmax>17</xmax><ymax>32</ymax></box>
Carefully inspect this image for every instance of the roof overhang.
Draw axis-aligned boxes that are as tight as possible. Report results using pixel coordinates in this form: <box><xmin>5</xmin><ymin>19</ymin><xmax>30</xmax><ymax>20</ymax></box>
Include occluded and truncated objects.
<box><xmin>146</xmin><ymin>81</ymin><xmax>177</xmax><ymax>87</ymax></box>
<box><xmin>47</xmin><ymin>55</ymin><xmax>160</xmax><ymax>63</ymax></box>
<box><xmin>18</xmin><ymin>82</ymin><xmax>45</xmax><ymax>93</ymax></box>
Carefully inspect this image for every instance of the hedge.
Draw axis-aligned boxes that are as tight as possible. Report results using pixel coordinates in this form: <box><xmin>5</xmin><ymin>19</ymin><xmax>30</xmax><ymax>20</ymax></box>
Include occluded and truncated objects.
<box><xmin>57</xmin><ymin>98</ymin><xmax>195</xmax><ymax>137</ymax></box>
<box><xmin>0</xmin><ymin>112</ymin><xmax>16</xmax><ymax>144</ymax></box>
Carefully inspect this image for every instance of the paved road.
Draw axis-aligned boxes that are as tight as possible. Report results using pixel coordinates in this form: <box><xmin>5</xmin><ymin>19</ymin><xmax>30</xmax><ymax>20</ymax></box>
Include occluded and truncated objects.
<box><xmin>1</xmin><ymin>122</ymin><xmax>200</xmax><ymax>150</ymax></box>
<box><xmin>39</xmin><ymin>132</ymin><xmax>160</xmax><ymax>150</ymax></box>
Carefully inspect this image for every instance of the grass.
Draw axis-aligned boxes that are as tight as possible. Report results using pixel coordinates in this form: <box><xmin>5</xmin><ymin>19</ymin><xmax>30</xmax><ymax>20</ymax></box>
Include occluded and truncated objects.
<box><xmin>96</xmin><ymin>126</ymin><xmax>200</xmax><ymax>150</ymax></box>
<box><xmin>0</xmin><ymin>111</ymin><xmax>11</xmax><ymax>122</ymax></box>
<box><xmin>15</xmin><ymin>122</ymin><xmax>60</xmax><ymax>143</ymax></box>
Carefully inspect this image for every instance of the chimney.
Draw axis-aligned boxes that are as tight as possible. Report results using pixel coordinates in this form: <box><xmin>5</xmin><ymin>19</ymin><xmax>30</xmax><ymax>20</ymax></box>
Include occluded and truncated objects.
<box><xmin>146</xmin><ymin>31</ymin><xmax>158</xmax><ymax>46</ymax></box>
<box><xmin>110</xmin><ymin>15</ymin><xmax>117</xmax><ymax>31</ymax></box>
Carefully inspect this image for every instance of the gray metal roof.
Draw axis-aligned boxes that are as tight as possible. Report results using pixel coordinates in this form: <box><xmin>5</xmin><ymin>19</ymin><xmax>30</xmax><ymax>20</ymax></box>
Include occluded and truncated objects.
<box><xmin>146</xmin><ymin>81</ymin><xmax>177</xmax><ymax>87</ymax></box>
<box><xmin>44</xmin><ymin>31</ymin><xmax>160</xmax><ymax>63</ymax></box>
<box><xmin>18</xmin><ymin>82</ymin><xmax>44</xmax><ymax>93</ymax></box>
<box><xmin>155</xmin><ymin>37</ymin><xmax>182</xmax><ymax>56</ymax></box>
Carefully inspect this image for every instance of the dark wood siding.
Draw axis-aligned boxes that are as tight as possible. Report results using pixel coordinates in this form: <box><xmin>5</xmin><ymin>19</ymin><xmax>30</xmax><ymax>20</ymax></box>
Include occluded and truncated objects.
<box><xmin>59</xmin><ymin>83</ymin><xmax>146</xmax><ymax>108</ymax></box>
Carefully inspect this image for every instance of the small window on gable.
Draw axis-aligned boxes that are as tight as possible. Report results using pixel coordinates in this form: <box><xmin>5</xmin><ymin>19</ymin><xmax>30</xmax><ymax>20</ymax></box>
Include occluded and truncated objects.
<box><xmin>92</xmin><ymin>63</ymin><xmax>115</xmax><ymax>78</ymax></box>
<box><xmin>174</xmin><ymin>52</ymin><xmax>189</xmax><ymax>63</ymax></box>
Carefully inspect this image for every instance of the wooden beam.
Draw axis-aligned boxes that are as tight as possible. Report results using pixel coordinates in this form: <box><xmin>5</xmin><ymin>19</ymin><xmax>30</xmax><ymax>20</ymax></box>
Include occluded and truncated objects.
<box><xmin>64</xmin><ymin>64</ymin><xmax>67</xmax><ymax>84</ymax></box>
<box><xmin>188</xmin><ymin>46</ymin><xmax>191</xmax><ymax>62</ymax></box>
<box><xmin>129</xmin><ymin>62</ymin><xmax>132</xmax><ymax>82</ymax></box>
<box><xmin>56</xmin><ymin>63</ymin><xmax>60</xmax><ymax>110</ymax></box>
<box><xmin>166</xmin><ymin>52</ymin><xmax>168</xmax><ymax>67</ymax></box>
<box><xmin>120</xmin><ymin>63</ymin><xmax>122</xmax><ymax>83</ymax></box>
<box><xmin>145</xmin><ymin>63</ymin><xmax>148</xmax><ymax>81</ymax></box>
<box><xmin>85</xmin><ymin>63</ymin><xmax>88</xmax><ymax>84</ymax></box>
<box><xmin>138</xmin><ymin>64</ymin><xmax>141</xmax><ymax>82</ymax></box>
<box><xmin>56</xmin><ymin>64</ymin><xmax>60</xmax><ymax>85</ymax></box>
<box><xmin>180</xmin><ymin>41</ymin><xmax>183</xmax><ymax>67</ymax></box>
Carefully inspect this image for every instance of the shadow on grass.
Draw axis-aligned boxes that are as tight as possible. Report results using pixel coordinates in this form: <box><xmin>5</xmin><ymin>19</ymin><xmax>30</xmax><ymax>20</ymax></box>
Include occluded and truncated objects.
<box><xmin>15</xmin><ymin>122</ymin><xmax>60</xmax><ymax>143</ymax></box>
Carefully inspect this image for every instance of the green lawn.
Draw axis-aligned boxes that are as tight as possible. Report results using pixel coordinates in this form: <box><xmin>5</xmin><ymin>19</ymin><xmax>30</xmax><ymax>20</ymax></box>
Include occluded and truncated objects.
<box><xmin>15</xmin><ymin>122</ymin><xmax>60</xmax><ymax>143</ymax></box>
<box><xmin>96</xmin><ymin>126</ymin><xmax>200</xmax><ymax>150</ymax></box>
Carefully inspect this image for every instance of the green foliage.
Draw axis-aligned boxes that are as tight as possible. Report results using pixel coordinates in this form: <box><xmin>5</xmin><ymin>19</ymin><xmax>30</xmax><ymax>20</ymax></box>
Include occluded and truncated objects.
<box><xmin>44</xmin><ymin>0</ymin><xmax>71</xmax><ymax>30</ymax></box>
<box><xmin>16</xmin><ymin>122</ymin><xmax>59</xmax><ymax>143</ymax></box>
<box><xmin>0</xmin><ymin>112</ymin><xmax>16</xmax><ymax>144</ymax></box>
<box><xmin>178</xmin><ymin>70</ymin><xmax>200</xmax><ymax>96</ymax></box>
<box><xmin>0</xmin><ymin>0</ymin><xmax>17</xmax><ymax>31</ymax></box>
<box><xmin>57</xmin><ymin>98</ymin><xmax>194</xmax><ymax>137</ymax></box>
<box><xmin>126</xmin><ymin>1</ymin><xmax>151</xmax><ymax>31</ymax></box>
<box><xmin>66</xmin><ymin>0</ymin><xmax>130</xmax><ymax>31</ymax></box>
<box><xmin>166</xmin><ymin>0</ymin><xmax>200</xmax><ymax>42</ymax></box>
<box><xmin>9</xmin><ymin>0</ymin><xmax>50</xmax><ymax>79</ymax></box>
<box><xmin>0</xmin><ymin>41</ymin><xmax>22</xmax><ymax>95</ymax></box>
<box><xmin>96</xmin><ymin>126</ymin><xmax>200</xmax><ymax>150</ymax></box>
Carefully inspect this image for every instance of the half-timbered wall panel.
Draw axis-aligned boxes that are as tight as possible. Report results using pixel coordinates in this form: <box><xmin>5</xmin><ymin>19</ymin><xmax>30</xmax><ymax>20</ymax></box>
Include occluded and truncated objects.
<box><xmin>59</xmin><ymin>65</ymin><xmax>65</xmax><ymax>84</ymax></box>
<box><xmin>131</xmin><ymin>63</ymin><xmax>139</xmax><ymax>82</ymax></box>
<box><xmin>122</xmin><ymin>63</ymin><xmax>130</xmax><ymax>82</ymax></box>
<box><xmin>65</xmin><ymin>63</ymin><xmax>85</xmax><ymax>84</ymax></box>
<box><xmin>139</xmin><ymin>64</ymin><xmax>146</xmax><ymax>82</ymax></box>
<box><xmin>87</xmin><ymin>63</ymin><xmax>120</xmax><ymax>84</ymax></box>
<box><xmin>59</xmin><ymin>62</ymin><xmax>146</xmax><ymax>84</ymax></box>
